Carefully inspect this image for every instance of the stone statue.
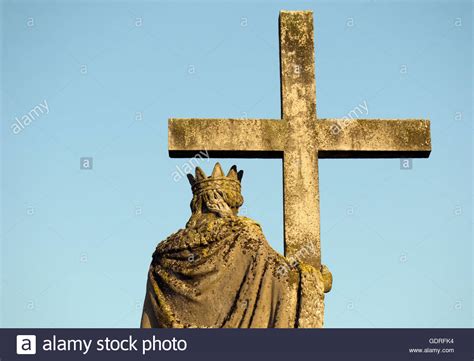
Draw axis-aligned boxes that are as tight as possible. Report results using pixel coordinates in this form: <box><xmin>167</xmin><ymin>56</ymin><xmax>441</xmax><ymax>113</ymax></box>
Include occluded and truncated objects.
<box><xmin>141</xmin><ymin>163</ymin><xmax>332</xmax><ymax>328</ymax></box>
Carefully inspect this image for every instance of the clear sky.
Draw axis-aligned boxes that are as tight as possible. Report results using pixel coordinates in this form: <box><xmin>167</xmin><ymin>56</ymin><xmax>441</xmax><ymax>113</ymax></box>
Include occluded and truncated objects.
<box><xmin>1</xmin><ymin>0</ymin><xmax>472</xmax><ymax>328</ymax></box>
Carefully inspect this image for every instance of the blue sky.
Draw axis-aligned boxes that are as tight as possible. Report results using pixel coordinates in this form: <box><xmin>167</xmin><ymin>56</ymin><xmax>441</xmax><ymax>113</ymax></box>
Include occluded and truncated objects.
<box><xmin>1</xmin><ymin>0</ymin><xmax>472</xmax><ymax>327</ymax></box>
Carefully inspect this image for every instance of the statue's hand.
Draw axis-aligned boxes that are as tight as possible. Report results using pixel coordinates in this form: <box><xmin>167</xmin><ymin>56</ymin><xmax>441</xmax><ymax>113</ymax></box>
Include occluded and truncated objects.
<box><xmin>320</xmin><ymin>264</ymin><xmax>332</xmax><ymax>293</ymax></box>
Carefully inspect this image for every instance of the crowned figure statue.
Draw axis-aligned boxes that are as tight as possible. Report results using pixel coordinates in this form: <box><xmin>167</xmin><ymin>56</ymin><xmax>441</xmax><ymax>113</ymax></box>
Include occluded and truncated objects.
<box><xmin>141</xmin><ymin>163</ymin><xmax>332</xmax><ymax>328</ymax></box>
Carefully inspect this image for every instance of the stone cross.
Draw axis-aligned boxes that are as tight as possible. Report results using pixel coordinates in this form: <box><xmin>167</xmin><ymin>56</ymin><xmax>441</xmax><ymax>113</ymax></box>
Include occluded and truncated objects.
<box><xmin>168</xmin><ymin>10</ymin><xmax>431</xmax><ymax>270</ymax></box>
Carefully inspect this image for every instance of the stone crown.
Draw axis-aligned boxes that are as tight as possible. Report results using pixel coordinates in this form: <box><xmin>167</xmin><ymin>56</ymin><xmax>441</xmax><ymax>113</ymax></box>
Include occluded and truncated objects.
<box><xmin>187</xmin><ymin>163</ymin><xmax>243</xmax><ymax>195</ymax></box>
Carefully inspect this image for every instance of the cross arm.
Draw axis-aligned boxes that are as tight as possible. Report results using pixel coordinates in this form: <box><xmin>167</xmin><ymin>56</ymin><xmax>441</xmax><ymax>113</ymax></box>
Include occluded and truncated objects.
<box><xmin>168</xmin><ymin>118</ymin><xmax>285</xmax><ymax>158</ymax></box>
<box><xmin>316</xmin><ymin>119</ymin><xmax>431</xmax><ymax>158</ymax></box>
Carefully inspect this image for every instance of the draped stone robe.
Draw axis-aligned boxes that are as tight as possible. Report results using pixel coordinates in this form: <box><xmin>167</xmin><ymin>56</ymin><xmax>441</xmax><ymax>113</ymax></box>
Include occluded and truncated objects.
<box><xmin>141</xmin><ymin>214</ymin><xmax>326</xmax><ymax>328</ymax></box>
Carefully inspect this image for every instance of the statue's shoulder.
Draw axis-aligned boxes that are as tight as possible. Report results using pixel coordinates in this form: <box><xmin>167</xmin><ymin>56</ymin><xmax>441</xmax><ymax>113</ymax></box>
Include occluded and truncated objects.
<box><xmin>214</xmin><ymin>216</ymin><xmax>264</xmax><ymax>239</ymax></box>
<box><xmin>152</xmin><ymin>216</ymin><xmax>264</xmax><ymax>257</ymax></box>
<box><xmin>153</xmin><ymin>229</ymin><xmax>186</xmax><ymax>255</ymax></box>
<box><xmin>237</xmin><ymin>216</ymin><xmax>260</xmax><ymax>225</ymax></box>
<box><xmin>232</xmin><ymin>216</ymin><xmax>262</xmax><ymax>231</ymax></box>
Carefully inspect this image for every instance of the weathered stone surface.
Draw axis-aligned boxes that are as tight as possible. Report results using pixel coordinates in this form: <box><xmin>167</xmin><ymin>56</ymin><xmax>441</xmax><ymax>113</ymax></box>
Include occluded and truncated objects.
<box><xmin>169</xmin><ymin>118</ymin><xmax>284</xmax><ymax>156</ymax></box>
<box><xmin>165</xmin><ymin>10</ymin><xmax>432</xmax><ymax>327</ymax></box>
<box><xmin>317</xmin><ymin>119</ymin><xmax>431</xmax><ymax>157</ymax></box>
<box><xmin>279</xmin><ymin>11</ymin><xmax>320</xmax><ymax>270</ymax></box>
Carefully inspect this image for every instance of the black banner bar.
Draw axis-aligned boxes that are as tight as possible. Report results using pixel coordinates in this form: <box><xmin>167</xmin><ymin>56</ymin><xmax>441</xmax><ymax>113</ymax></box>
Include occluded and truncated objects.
<box><xmin>1</xmin><ymin>329</ymin><xmax>472</xmax><ymax>361</ymax></box>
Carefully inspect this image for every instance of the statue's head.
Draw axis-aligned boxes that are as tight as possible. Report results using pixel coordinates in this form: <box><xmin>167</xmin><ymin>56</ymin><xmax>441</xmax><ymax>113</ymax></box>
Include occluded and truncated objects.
<box><xmin>187</xmin><ymin>163</ymin><xmax>244</xmax><ymax>219</ymax></box>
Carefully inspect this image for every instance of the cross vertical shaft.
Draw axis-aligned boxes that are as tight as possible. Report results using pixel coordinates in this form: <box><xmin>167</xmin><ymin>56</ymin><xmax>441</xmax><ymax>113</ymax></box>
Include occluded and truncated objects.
<box><xmin>280</xmin><ymin>11</ymin><xmax>320</xmax><ymax>268</ymax></box>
